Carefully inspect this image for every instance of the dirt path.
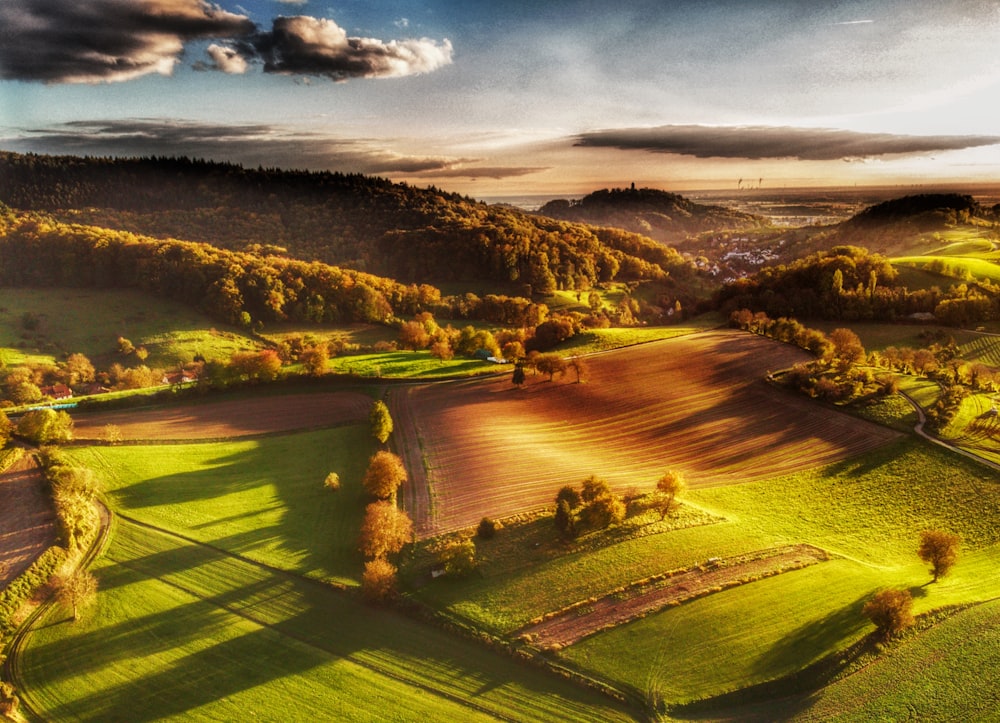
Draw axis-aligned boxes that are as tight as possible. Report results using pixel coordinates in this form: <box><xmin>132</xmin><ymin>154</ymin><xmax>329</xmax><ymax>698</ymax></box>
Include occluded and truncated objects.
<box><xmin>0</xmin><ymin>453</ymin><xmax>57</xmax><ymax>592</ymax></box>
<box><xmin>519</xmin><ymin>544</ymin><xmax>830</xmax><ymax>649</ymax></box>
<box><xmin>387</xmin><ymin>386</ymin><xmax>434</xmax><ymax>535</ymax></box>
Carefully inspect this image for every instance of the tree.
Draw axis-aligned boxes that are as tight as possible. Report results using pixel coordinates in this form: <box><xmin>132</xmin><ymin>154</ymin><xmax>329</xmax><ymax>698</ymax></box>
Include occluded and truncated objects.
<box><xmin>434</xmin><ymin>537</ymin><xmax>477</xmax><ymax>577</ymax></box>
<box><xmin>369</xmin><ymin>399</ymin><xmax>393</xmax><ymax>444</ymax></box>
<box><xmin>16</xmin><ymin>408</ymin><xmax>74</xmax><ymax>445</ymax></box>
<box><xmin>568</xmin><ymin>356</ymin><xmax>589</xmax><ymax>383</ymax></box>
<box><xmin>0</xmin><ymin>410</ymin><xmax>11</xmax><ymax>447</ymax></box>
<box><xmin>429</xmin><ymin>340</ymin><xmax>454</xmax><ymax>362</ymax></box>
<box><xmin>358</xmin><ymin>501</ymin><xmax>413</xmax><ymax>559</ymax></box>
<box><xmin>535</xmin><ymin>353</ymin><xmax>567</xmax><ymax>381</ymax></box>
<box><xmin>554</xmin><ymin>499</ymin><xmax>577</xmax><ymax>540</ymax></box>
<box><xmin>63</xmin><ymin>352</ymin><xmax>96</xmax><ymax>386</ymax></box>
<box><xmin>362</xmin><ymin>450</ymin><xmax>407</xmax><ymax>499</ymax></box>
<box><xmin>828</xmin><ymin>328</ymin><xmax>865</xmax><ymax>367</ymax></box>
<box><xmin>918</xmin><ymin>529</ymin><xmax>961</xmax><ymax>582</ymax></box>
<box><xmin>399</xmin><ymin>320</ymin><xmax>430</xmax><ymax>351</ymax></box>
<box><xmin>476</xmin><ymin>517</ymin><xmax>498</xmax><ymax>539</ymax></box>
<box><xmin>361</xmin><ymin>558</ymin><xmax>397</xmax><ymax>603</ymax></box>
<box><xmin>0</xmin><ymin>681</ymin><xmax>20</xmax><ymax>718</ymax></box>
<box><xmin>862</xmin><ymin>588</ymin><xmax>914</xmax><ymax>640</ymax></box>
<box><xmin>655</xmin><ymin>470</ymin><xmax>686</xmax><ymax>519</ymax></box>
<box><xmin>300</xmin><ymin>344</ymin><xmax>329</xmax><ymax>376</ymax></box>
<box><xmin>584</xmin><ymin>494</ymin><xmax>626</xmax><ymax>529</ymax></box>
<box><xmin>323</xmin><ymin>472</ymin><xmax>341</xmax><ymax>491</ymax></box>
<box><xmin>52</xmin><ymin>569</ymin><xmax>98</xmax><ymax>621</ymax></box>
<box><xmin>555</xmin><ymin>484</ymin><xmax>582</xmax><ymax>510</ymax></box>
<box><xmin>512</xmin><ymin>362</ymin><xmax>526</xmax><ymax>387</ymax></box>
<box><xmin>580</xmin><ymin>475</ymin><xmax>611</xmax><ymax>504</ymax></box>
<box><xmin>102</xmin><ymin>424</ymin><xmax>123</xmax><ymax>444</ymax></box>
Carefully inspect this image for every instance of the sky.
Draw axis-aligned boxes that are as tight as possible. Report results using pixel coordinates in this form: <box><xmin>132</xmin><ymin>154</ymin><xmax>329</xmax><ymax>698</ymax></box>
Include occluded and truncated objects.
<box><xmin>1</xmin><ymin>0</ymin><xmax>999</xmax><ymax>198</ymax></box>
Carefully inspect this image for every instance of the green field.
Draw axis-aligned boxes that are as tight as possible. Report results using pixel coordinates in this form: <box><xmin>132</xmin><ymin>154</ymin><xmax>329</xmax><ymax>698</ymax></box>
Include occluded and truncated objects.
<box><xmin>0</xmin><ymin>287</ymin><xmax>260</xmax><ymax>368</ymax></box>
<box><xmin>413</xmin><ymin>437</ymin><xmax>1000</xmax><ymax>707</ymax></box>
<box><xmin>20</xmin><ymin>520</ymin><xmax>630</xmax><ymax>722</ymax></box>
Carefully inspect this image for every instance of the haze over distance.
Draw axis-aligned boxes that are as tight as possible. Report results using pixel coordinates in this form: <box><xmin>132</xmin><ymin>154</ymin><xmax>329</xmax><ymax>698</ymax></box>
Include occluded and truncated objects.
<box><xmin>1</xmin><ymin>0</ymin><xmax>999</xmax><ymax>199</ymax></box>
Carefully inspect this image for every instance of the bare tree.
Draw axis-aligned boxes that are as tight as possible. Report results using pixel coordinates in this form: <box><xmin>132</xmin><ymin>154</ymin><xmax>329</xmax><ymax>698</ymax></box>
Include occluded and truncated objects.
<box><xmin>52</xmin><ymin>569</ymin><xmax>98</xmax><ymax>621</ymax></box>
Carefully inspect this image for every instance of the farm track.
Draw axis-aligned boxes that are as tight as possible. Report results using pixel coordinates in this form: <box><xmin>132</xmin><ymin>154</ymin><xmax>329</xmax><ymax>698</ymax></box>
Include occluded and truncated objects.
<box><xmin>408</xmin><ymin>330</ymin><xmax>902</xmax><ymax>534</ymax></box>
<box><xmin>519</xmin><ymin>544</ymin><xmax>831</xmax><ymax>649</ymax></box>
<box><xmin>0</xmin><ymin>452</ymin><xmax>57</xmax><ymax>592</ymax></box>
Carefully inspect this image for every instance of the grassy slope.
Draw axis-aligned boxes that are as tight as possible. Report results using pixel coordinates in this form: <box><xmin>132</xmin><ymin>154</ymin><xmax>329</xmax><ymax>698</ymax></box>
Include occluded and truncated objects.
<box><xmin>67</xmin><ymin>426</ymin><xmax>376</xmax><ymax>586</ymax></box>
<box><xmin>0</xmin><ymin>287</ymin><xmax>259</xmax><ymax>368</ymax></box>
<box><xmin>416</xmin><ymin>438</ymin><xmax>1000</xmax><ymax>706</ymax></box>
<box><xmin>21</xmin><ymin>520</ymin><xmax>630</xmax><ymax>722</ymax></box>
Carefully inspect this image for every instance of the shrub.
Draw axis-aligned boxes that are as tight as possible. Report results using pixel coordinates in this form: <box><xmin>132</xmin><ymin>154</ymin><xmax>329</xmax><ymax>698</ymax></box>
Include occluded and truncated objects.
<box><xmin>863</xmin><ymin>588</ymin><xmax>914</xmax><ymax>640</ymax></box>
<box><xmin>323</xmin><ymin>472</ymin><xmax>341</xmax><ymax>492</ymax></box>
<box><xmin>476</xmin><ymin>517</ymin><xmax>498</xmax><ymax>539</ymax></box>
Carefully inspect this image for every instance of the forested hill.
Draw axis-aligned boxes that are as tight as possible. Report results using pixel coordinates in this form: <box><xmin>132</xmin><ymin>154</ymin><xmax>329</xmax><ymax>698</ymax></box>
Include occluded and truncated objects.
<box><xmin>536</xmin><ymin>187</ymin><xmax>766</xmax><ymax>243</ymax></box>
<box><xmin>0</xmin><ymin>152</ymin><xmax>695</xmax><ymax>295</ymax></box>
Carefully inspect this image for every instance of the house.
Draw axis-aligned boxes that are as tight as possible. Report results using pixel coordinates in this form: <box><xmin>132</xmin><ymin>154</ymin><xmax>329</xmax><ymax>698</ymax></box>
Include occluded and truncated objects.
<box><xmin>161</xmin><ymin>370</ymin><xmax>199</xmax><ymax>385</ymax></box>
<box><xmin>40</xmin><ymin>383</ymin><xmax>73</xmax><ymax>400</ymax></box>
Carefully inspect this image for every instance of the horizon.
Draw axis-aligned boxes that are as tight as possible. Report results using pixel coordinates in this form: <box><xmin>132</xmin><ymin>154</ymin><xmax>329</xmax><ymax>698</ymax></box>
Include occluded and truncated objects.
<box><xmin>2</xmin><ymin>1</ymin><xmax>999</xmax><ymax>197</ymax></box>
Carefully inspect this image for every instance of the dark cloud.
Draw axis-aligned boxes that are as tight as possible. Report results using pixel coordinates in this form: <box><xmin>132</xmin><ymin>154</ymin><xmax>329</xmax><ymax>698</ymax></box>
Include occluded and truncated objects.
<box><xmin>0</xmin><ymin>1</ymin><xmax>452</xmax><ymax>84</ymax></box>
<box><xmin>2</xmin><ymin>119</ymin><xmax>459</xmax><ymax>175</ymax></box>
<box><xmin>245</xmin><ymin>16</ymin><xmax>453</xmax><ymax>81</ymax></box>
<box><xmin>0</xmin><ymin>0</ymin><xmax>254</xmax><ymax>83</ymax></box>
<box><xmin>575</xmin><ymin>125</ymin><xmax>1000</xmax><ymax>161</ymax></box>
<box><xmin>412</xmin><ymin>166</ymin><xmax>549</xmax><ymax>180</ymax></box>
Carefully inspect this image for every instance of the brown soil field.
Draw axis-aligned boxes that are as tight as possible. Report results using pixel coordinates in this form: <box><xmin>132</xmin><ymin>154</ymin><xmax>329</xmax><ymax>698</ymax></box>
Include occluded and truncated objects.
<box><xmin>0</xmin><ymin>454</ymin><xmax>57</xmax><ymax>592</ymax></box>
<box><xmin>398</xmin><ymin>330</ymin><xmax>901</xmax><ymax>534</ymax></box>
<box><xmin>518</xmin><ymin>544</ymin><xmax>830</xmax><ymax>649</ymax></box>
<box><xmin>71</xmin><ymin>392</ymin><xmax>373</xmax><ymax>441</ymax></box>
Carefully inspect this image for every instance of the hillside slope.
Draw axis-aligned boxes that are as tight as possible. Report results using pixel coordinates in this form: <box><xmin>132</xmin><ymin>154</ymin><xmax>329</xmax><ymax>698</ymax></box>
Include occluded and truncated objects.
<box><xmin>0</xmin><ymin>152</ymin><xmax>695</xmax><ymax>295</ymax></box>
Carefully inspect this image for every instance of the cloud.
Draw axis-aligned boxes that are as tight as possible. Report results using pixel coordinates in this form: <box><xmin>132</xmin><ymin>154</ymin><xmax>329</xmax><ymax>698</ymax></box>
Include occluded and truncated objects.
<box><xmin>246</xmin><ymin>16</ymin><xmax>453</xmax><ymax>80</ymax></box>
<box><xmin>574</xmin><ymin>125</ymin><xmax>1000</xmax><ymax>161</ymax></box>
<box><xmin>199</xmin><ymin>44</ymin><xmax>249</xmax><ymax>74</ymax></box>
<box><xmin>0</xmin><ymin>0</ymin><xmax>254</xmax><ymax>83</ymax></box>
<box><xmin>412</xmin><ymin>166</ymin><xmax>549</xmax><ymax>180</ymax></box>
<box><xmin>2</xmin><ymin>119</ymin><xmax>461</xmax><ymax>175</ymax></box>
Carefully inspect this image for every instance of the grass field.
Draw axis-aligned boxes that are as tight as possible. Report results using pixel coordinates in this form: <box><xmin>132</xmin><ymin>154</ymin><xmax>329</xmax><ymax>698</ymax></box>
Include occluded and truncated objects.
<box><xmin>414</xmin><ymin>437</ymin><xmax>1000</xmax><ymax>707</ymax></box>
<box><xmin>19</xmin><ymin>519</ymin><xmax>632</xmax><ymax>722</ymax></box>
<box><xmin>0</xmin><ymin>287</ymin><xmax>259</xmax><ymax>368</ymax></box>
<box><xmin>66</xmin><ymin>426</ymin><xmax>376</xmax><ymax>586</ymax></box>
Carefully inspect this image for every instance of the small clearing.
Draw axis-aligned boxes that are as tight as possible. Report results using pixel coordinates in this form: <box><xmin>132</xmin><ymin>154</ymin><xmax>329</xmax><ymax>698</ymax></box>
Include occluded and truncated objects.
<box><xmin>71</xmin><ymin>392</ymin><xmax>372</xmax><ymax>441</ymax></box>
<box><xmin>0</xmin><ymin>453</ymin><xmax>57</xmax><ymax>591</ymax></box>
<box><xmin>519</xmin><ymin>544</ymin><xmax>830</xmax><ymax>649</ymax></box>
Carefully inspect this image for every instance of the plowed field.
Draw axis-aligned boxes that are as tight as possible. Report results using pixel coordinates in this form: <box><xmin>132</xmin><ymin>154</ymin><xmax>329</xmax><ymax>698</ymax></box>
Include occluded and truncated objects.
<box><xmin>399</xmin><ymin>330</ymin><xmax>900</xmax><ymax>534</ymax></box>
<box><xmin>72</xmin><ymin>392</ymin><xmax>373</xmax><ymax>441</ymax></box>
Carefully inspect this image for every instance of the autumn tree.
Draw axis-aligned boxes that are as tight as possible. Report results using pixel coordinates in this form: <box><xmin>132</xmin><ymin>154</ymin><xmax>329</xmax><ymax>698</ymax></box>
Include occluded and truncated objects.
<box><xmin>828</xmin><ymin>328</ymin><xmax>865</xmax><ymax>368</ymax></box>
<box><xmin>434</xmin><ymin>537</ymin><xmax>477</xmax><ymax>577</ymax></box>
<box><xmin>584</xmin><ymin>493</ymin><xmax>626</xmax><ymax>529</ymax></box>
<box><xmin>361</xmin><ymin>558</ymin><xmax>397</xmax><ymax>603</ymax></box>
<box><xmin>62</xmin><ymin>352</ymin><xmax>96</xmax><ymax>386</ymax></box>
<box><xmin>399</xmin><ymin>320</ymin><xmax>430</xmax><ymax>351</ymax></box>
<box><xmin>429</xmin><ymin>339</ymin><xmax>454</xmax><ymax>362</ymax></box>
<box><xmin>555</xmin><ymin>484</ymin><xmax>582</xmax><ymax>510</ymax></box>
<box><xmin>568</xmin><ymin>356</ymin><xmax>589</xmax><ymax>383</ymax></box>
<box><xmin>362</xmin><ymin>450</ymin><xmax>407</xmax><ymax>499</ymax></box>
<box><xmin>16</xmin><ymin>408</ymin><xmax>73</xmax><ymax>445</ymax></box>
<box><xmin>358</xmin><ymin>501</ymin><xmax>413</xmax><ymax>558</ymax></box>
<box><xmin>534</xmin><ymin>353</ymin><xmax>567</xmax><ymax>381</ymax></box>
<box><xmin>0</xmin><ymin>410</ymin><xmax>11</xmax><ymax>447</ymax></box>
<box><xmin>299</xmin><ymin>344</ymin><xmax>329</xmax><ymax>376</ymax></box>
<box><xmin>655</xmin><ymin>470</ymin><xmax>686</xmax><ymax>520</ymax></box>
<box><xmin>52</xmin><ymin>569</ymin><xmax>98</xmax><ymax>621</ymax></box>
<box><xmin>369</xmin><ymin>399</ymin><xmax>393</xmax><ymax>444</ymax></box>
<box><xmin>580</xmin><ymin>475</ymin><xmax>611</xmax><ymax>504</ymax></box>
<box><xmin>918</xmin><ymin>529</ymin><xmax>961</xmax><ymax>582</ymax></box>
<box><xmin>323</xmin><ymin>472</ymin><xmax>341</xmax><ymax>491</ymax></box>
<box><xmin>862</xmin><ymin>588</ymin><xmax>914</xmax><ymax>640</ymax></box>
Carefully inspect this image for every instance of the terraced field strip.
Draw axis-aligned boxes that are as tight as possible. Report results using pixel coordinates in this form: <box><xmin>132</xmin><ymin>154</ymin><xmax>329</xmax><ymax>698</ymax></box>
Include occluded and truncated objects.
<box><xmin>387</xmin><ymin>385</ymin><xmax>434</xmax><ymax>534</ymax></box>
<box><xmin>409</xmin><ymin>330</ymin><xmax>901</xmax><ymax>534</ymax></box>
<box><xmin>0</xmin><ymin>452</ymin><xmax>56</xmax><ymax>591</ymax></box>
<box><xmin>71</xmin><ymin>391</ymin><xmax>373</xmax><ymax>441</ymax></box>
<box><xmin>518</xmin><ymin>544</ymin><xmax>830</xmax><ymax>649</ymax></box>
